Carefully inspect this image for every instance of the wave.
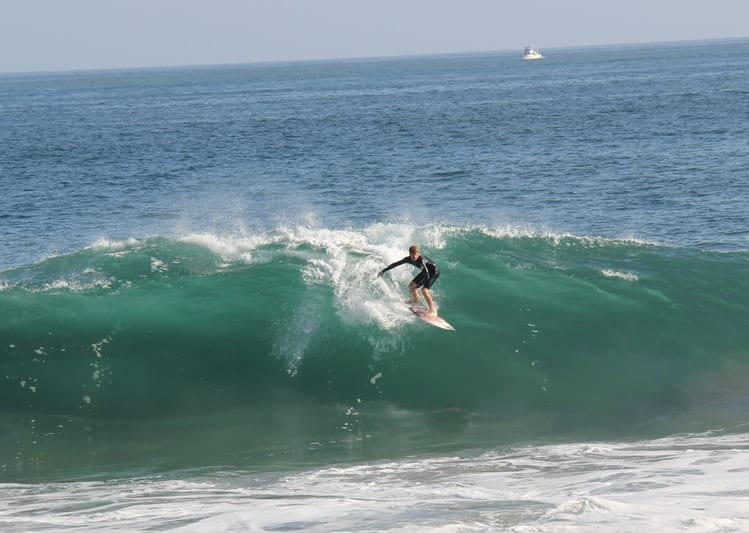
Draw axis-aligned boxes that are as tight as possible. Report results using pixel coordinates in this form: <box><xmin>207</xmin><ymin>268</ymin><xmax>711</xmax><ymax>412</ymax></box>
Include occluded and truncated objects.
<box><xmin>2</xmin><ymin>224</ymin><xmax>749</xmax><ymax>475</ymax></box>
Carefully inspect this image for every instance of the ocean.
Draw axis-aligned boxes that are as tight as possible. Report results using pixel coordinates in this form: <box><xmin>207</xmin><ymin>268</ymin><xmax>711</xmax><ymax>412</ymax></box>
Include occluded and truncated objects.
<box><xmin>1</xmin><ymin>39</ymin><xmax>748</xmax><ymax>531</ymax></box>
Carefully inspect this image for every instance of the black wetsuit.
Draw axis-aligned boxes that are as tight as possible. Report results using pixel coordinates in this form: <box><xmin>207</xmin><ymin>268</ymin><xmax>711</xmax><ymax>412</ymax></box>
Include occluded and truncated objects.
<box><xmin>382</xmin><ymin>255</ymin><xmax>440</xmax><ymax>289</ymax></box>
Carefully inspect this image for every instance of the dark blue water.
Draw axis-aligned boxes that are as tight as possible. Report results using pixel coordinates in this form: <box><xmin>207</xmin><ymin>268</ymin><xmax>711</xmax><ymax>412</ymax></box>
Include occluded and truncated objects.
<box><xmin>2</xmin><ymin>39</ymin><xmax>748</xmax><ymax>274</ymax></box>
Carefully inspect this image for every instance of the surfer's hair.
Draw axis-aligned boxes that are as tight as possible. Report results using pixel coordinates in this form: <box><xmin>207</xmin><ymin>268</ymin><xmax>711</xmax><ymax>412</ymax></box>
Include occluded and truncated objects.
<box><xmin>409</xmin><ymin>245</ymin><xmax>419</xmax><ymax>254</ymax></box>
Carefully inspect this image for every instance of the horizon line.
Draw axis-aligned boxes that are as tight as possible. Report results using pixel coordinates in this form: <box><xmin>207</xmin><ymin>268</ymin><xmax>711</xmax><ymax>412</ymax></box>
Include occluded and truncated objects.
<box><xmin>1</xmin><ymin>35</ymin><xmax>747</xmax><ymax>77</ymax></box>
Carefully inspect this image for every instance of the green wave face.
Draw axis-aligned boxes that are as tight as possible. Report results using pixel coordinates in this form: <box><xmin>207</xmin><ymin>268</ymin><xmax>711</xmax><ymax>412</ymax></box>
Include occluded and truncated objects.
<box><xmin>2</xmin><ymin>226</ymin><xmax>748</xmax><ymax>478</ymax></box>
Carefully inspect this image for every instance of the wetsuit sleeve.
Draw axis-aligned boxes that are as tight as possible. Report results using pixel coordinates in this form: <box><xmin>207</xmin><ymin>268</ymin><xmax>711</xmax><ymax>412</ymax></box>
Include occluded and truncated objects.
<box><xmin>381</xmin><ymin>257</ymin><xmax>409</xmax><ymax>273</ymax></box>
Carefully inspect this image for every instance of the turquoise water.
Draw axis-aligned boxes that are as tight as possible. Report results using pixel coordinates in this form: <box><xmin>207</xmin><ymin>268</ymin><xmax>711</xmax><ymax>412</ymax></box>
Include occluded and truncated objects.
<box><xmin>2</xmin><ymin>229</ymin><xmax>748</xmax><ymax>479</ymax></box>
<box><xmin>1</xmin><ymin>40</ymin><xmax>749</xmax><ymax>530</ymax></box>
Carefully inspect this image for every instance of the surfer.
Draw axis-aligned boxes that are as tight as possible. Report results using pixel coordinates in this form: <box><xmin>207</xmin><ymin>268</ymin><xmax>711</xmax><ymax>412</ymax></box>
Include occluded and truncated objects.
<box><xmin>378</xmin><ymin>245</ymin><xmax>440</xmax><ymax>316</ymax></box>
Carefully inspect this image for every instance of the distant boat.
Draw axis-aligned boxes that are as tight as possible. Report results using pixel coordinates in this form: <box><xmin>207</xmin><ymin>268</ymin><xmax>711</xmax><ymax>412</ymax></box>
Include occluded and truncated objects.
<box><xmin>522</xmin><ymin>47</ymin><xmax>544</xmax><ymax>60</ymax></box>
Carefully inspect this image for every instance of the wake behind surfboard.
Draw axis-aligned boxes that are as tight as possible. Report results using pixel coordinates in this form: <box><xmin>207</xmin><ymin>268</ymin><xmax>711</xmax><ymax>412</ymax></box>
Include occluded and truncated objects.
<box><xmin>408</xmin><ymin>305</ymin><xmax>456</xmax><ymax>331</ymax></box>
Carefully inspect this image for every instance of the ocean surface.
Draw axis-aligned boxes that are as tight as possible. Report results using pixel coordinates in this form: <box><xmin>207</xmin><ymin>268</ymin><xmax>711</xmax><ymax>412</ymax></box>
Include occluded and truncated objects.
<box><xmin>1</xmin><ymin>39</ymin><xmax>748</xmax><ymax>531</ymax></box>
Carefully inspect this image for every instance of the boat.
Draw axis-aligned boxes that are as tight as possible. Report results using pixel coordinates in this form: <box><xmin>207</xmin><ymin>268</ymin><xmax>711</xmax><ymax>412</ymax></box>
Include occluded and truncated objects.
<box><xmin>522</xmin><ymin>47</ymin><xmax>544</xmax><ymax>60</ymax></box>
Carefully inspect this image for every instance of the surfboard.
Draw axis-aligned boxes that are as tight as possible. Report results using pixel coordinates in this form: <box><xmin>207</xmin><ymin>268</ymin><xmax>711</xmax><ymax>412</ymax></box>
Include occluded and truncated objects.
<box><xmin>408</xmin><ymin>305</ymin><xmax>455</xmax><ymax>331</ymax></box>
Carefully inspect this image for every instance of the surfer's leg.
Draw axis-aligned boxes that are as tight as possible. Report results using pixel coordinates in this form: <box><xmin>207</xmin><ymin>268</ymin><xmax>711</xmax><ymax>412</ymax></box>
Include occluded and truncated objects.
<box><xmin>421</xmin><ymin>271</ymin><xmax>438</xmax><ymax>315</ymax></box>
<box><xmin>407</xmin><ymin>281</ymin><xmax>420</xmax><ymax>305</ymax></box>
<box><xmin>422</xmin><ymin>288</ymin><xmax>436</xmax><ymax>316</ymax></box>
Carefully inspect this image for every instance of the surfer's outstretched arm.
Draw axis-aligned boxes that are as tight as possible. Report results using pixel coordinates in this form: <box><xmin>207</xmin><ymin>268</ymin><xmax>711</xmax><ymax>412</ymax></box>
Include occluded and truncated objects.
<box><xmin>378</xmin><ymin>257</ymin><xmax>409</xmax><ymax>277</ymax></box>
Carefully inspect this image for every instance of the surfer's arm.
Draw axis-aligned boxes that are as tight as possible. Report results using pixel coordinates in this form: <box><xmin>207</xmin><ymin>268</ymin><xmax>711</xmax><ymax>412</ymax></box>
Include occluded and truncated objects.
<box><xmin>378</xmin><ymin>257</ymin><xmax>409</xmax><ymax>277</ymax></box>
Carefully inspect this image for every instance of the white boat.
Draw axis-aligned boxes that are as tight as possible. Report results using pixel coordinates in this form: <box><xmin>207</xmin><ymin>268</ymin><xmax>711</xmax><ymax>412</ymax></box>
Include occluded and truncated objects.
<box><xmin>522</xmin><ymin>47</ymin><xmax>544</xmax><ymax>60</ymax></box>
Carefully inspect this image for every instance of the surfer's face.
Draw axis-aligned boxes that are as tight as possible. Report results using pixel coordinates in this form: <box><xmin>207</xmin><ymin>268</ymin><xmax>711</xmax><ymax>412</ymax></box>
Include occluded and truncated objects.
<box><xmin>410</xmin><ymin>250</ymin><xmax>419</xmax><ymax>261</ymax></box>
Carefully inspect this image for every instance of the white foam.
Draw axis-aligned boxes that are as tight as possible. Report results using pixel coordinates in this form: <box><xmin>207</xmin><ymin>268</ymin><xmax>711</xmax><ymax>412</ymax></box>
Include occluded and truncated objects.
<box><xmin>178</xmin><ymin>233</ymin><xmax>271</xmax><ymax>263</ymax></box>
<box><xmin>150</xmin><ymin>257</ymin><xmax>168</xmax><ymax>272</ymax></box>
<box><xmin>600</xmin><ymin>269</ymin><xmax>639</xmax><ymax>282</ymax></box>
<box><xmin>89</xmin><ymin>237</ymin><xmax>142</xmax><ymax>251</ymax></box>
<box><xmin>481</xmin><ymin>225</ymin><xmax>657</xmax><ymax>248</ymax></box>
<box><xmin>3</xmin><ymin>431</ymin><xmax>747</xmax><ymax>532</ymax></box>
<box><xmin>38</xmin><ymin>277</ymin><xmax>112</xmax><ymax>292</ymax></box>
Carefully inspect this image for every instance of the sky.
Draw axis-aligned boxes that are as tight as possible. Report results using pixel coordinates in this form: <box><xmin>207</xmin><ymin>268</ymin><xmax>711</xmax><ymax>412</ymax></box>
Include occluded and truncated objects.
<box><xmin>1</xmin><ymin>0</ymin><xmax>748</xmax><ymax>73</ymax></box>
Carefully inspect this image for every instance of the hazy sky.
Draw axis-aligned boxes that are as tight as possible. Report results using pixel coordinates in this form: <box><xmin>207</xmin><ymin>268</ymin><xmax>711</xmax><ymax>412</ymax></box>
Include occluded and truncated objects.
<box><xmin>2</xmin><ymin>0</ymin><xmax>748</xmax><ymax>73</ymax></box>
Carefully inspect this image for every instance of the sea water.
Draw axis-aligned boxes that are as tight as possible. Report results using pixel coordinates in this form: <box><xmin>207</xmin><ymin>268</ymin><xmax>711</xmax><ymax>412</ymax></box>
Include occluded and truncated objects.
<box><xmin>1</xmin><ymin>39</ymin><xmax>748</xmax><ymax>531</ymax></box>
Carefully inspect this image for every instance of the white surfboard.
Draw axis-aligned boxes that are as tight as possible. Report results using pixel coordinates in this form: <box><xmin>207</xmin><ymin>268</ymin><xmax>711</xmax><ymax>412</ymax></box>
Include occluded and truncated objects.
<box><xmin>408</xmin><ymin>305</ymin><xmax>455</xmax><ymax>331</ymax></box>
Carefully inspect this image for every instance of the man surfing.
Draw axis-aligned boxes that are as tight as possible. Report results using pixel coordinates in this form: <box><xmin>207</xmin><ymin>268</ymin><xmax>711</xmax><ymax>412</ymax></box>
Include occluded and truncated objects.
<box><xmin>378</xmin><ymin>245</ymin><xmax>440</xmax><ymax>316</ymax></box>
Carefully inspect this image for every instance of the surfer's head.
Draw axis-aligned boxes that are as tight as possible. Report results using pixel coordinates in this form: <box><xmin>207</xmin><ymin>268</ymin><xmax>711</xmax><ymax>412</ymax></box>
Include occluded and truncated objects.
<box><xmin>409</xmin><ymin>245</ymin><xmax>420</xmax><ymax>260</ymax></box>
